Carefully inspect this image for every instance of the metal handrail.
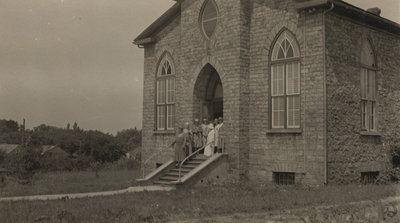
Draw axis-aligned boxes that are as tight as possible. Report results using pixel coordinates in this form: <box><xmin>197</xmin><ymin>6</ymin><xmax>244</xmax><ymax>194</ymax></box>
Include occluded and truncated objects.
<box><xmin>178</xmin><ymin>143</ymin><xmax>211</xmax><ymax>181</ymax></box>
<box><xmin>141</xmin><ymin>144</ymin><xmax>173</xmax><ymax>178</ymax></box>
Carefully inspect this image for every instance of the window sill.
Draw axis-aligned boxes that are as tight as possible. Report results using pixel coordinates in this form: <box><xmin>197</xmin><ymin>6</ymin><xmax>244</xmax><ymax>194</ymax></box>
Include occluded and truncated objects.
<box><xmin>266</xmin><ymin>129</ymin><xmax>302</xmax><ymax>134</ymax></box>
<box><xmin>153</xmin><ymin>130</ymin><xmax>175</xmax><ymax>135</ymax></box>
<box><xmin>360</xmin><ymin>131</ymin><xmax>381</xmax><ymax>136</ymax></box>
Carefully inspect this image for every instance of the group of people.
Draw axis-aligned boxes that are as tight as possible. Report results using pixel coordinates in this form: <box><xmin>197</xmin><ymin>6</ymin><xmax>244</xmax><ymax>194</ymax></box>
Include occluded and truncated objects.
<box><xmin>173</xmin><ymin>117</ymin><xmax>224</xmax><ymax>164</ymax></box>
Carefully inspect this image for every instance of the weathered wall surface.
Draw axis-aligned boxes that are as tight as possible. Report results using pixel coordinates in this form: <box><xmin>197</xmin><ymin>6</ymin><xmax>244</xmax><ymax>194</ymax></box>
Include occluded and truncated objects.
<box><xmin>141</xmin><ymin>14</ymin><xmax>182</xmax><ymax>172</ymax></box>
<box><xmin>142</xmin><ymin>0</ymin><xmax>250</xmax><ymax>179</ymax></box>
<box><xmin>247</xmin><ymin>1</ymin><xmax>326</xmax><ymax>185</ymax></box>
<box><xmin>325</xmin><ymin>13</ymin><xmax>400</xmax><ymax>183</ymax></box>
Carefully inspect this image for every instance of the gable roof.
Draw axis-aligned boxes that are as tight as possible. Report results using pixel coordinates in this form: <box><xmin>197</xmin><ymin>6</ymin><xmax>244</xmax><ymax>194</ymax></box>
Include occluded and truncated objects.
<box><xmin>296</xmin><ymin>0</ymin><xmax>400</xmax><ymax>36</ymax></box>
<box><xmin>40</xmin><ymin>145</ymin><xmax>68</xmax><ymax>156</ymax></box>
<box><xmin>0</xmin><ymin>144</ymin><xmax>20</xmax><ymax>154</ymax></box>
<box><xmin>133</xmin><ymin>3</ymin><xmax>181</xmax><ymax>46</ymax></box>
<box><xmin>134</xmin><ymin>0</ymin><xmax>400</xmax><ymax>46</ymax></box>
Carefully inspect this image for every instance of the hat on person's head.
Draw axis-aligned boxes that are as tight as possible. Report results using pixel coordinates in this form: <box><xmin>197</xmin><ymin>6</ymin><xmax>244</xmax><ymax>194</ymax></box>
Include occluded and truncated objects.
<box><xmin>194</xmin><ymin>118</ymin><xmax>199</xmax><ymax>122</ymax></box>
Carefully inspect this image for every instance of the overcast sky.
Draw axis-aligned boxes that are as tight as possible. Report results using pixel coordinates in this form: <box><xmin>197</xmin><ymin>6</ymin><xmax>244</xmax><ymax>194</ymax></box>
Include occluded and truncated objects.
<box><xmin>0</xmin><ymin>0</ymin><xmax>398</xmax><ymax>134</ymax></box>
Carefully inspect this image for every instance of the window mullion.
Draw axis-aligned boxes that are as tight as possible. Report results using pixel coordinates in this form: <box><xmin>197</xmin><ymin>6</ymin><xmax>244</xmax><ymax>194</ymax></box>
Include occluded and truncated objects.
<box><xmin>203</xmin><ymin>17</ymin><xmax>218</xmax><ymax>23</ymax></box>
<box><xmin>164</xmin><ymin>79</ymin><xmax>167</xmax><ymax>130</ymax></box>
<box><xmin>284</xmin><ymin>63</ymin><xmax>288</xmax><ymax>129</ymax></box>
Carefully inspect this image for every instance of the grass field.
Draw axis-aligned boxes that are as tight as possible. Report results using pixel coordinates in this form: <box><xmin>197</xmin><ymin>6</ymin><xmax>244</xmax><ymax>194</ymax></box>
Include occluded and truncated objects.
<box><xmin>0</xmin><ymin>169</ymin><xmax>140</xmax><ymax>198</ymax></box>
<box><xmin>1</xmin><ymin>183</ymin><xmax>399</xmax><ymax>223</ymax></box>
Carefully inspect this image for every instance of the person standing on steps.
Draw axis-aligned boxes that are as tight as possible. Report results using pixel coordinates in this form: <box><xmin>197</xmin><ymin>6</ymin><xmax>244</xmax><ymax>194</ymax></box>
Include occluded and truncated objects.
<box><xmin>204</xmin><ymin>123</ymin><xmax>215</xmax><ymax>157</ymax></box>
<box><xmin>213</xmin><ymin>118</ymin><xmax>220</xmax><ymax>154</ymax></box>
<box><xmin>172</xmin><ymin>127</ymin><xmax>186</xmax><ymax>165</ymax></box>
<box><xmin>183</xmin><ymin>122</ymin><xmax>192</xmax><ymax>156</ymax></box>
<box><xmin>191</xmin><ymin>118</ymin><xmax>203</xmax><ymax>154</ymax></box>
<box><xmin>215</xmin><ymin>117</ymin><xmax>224</xmax><ymax>153</ymax></box>
<box><xmin>201</xmin><ymin>118</ymin><xmax>210</xmax><ymax>151</ymax></box>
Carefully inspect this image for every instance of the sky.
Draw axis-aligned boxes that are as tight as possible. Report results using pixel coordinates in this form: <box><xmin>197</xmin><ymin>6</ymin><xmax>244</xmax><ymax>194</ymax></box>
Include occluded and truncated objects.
<box><xmin>0</xmin><ymin>0</ymin><xmax>398</xmax><ymax>134</ymax></box>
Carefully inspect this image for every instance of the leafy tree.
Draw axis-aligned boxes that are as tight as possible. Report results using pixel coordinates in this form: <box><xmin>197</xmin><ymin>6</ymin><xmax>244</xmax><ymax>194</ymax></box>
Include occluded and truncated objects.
<box><xmin>0</xmin><ymin>119</ymin><xmax>141</xmax><ymax>171</ymax></box>
<box><xmin>0</xmin><ymin>119</ymin><xmax>21</xmax><ymax>144</ymax></box>
<box><xmin>7</xmin><ymin>146</ymin><xmax>41</xmax><ymax>184</ymax></box>
<box><xmin>0</xmin><ymin>119</ymin><xmax>19</xmax><ymax>133</ymax></box>
<box><xmin>0</xmin><ymin>150</ymin><xmax>6</xmax><ymax>167</ymax></box>
<box><xmin>116</xmin><ymin>128</ymin><xmax>142</xmax><ymax>152</ymax></box>
<box><xmin>73</xmin><ymin>122</ymin><xmax>79</xmax><ymax>131</ymax></box>
<box><xmin>85</xmin><ymin>131</ymin><xmax>124</xmax><ymax>163</ymax></box>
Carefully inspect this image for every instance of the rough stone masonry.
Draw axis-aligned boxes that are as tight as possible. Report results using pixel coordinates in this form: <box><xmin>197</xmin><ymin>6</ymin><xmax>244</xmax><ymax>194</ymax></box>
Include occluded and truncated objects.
<box><xmin>134</xmin><ymin>0</ymin><xmax>400</xmax><ymax>186</ymax></box>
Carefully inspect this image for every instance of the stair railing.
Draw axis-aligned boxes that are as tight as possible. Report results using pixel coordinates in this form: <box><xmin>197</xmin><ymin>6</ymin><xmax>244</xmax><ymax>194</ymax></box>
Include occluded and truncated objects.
<box><xmin>178</xmin><ymin>143</ymin><xmax>212</xmax><ymax>181</ymax></box>
<box><xmin>141</xmin><ymin>143</ymin><xmax>173</xmax><ymax>178</ymax></box>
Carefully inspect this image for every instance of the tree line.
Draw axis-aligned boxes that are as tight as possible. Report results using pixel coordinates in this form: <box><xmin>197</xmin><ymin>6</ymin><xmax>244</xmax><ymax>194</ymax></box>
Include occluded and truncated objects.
<box><xmin>0</xmin><ymin>119</ymin><xmax>141</xmax><ymax>165</ymax></box>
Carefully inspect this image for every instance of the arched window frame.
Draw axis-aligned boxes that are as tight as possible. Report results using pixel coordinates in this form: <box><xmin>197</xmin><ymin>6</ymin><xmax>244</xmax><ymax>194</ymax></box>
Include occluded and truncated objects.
<box><xmin>200</xmin><ymin>0</ymin><xmax>219</xmax><ymax>40</ymax></box>
<box><xmin>270</xmin><ymin>30</ymin><xmax>301</xmax><ymax>129</ymax></box>
<box><xmin>360</xmin><ymin>39</ymin><xmax>377</xmax><ymax>132</ymax></box>
<box><xmin>156</xmin><ymin>53</ymin><xmax>176</xmax><ymax>131</ymax></box>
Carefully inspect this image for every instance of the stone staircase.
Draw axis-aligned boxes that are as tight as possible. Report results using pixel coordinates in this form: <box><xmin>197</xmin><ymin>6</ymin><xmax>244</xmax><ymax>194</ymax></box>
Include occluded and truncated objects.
<box><xmin>154</xmin><ymin>154</ymin><xmax>208</xmax><ymax>185</ymax></box>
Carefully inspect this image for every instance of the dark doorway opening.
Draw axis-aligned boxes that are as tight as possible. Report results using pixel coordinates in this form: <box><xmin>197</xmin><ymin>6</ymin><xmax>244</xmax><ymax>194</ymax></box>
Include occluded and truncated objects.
<box><xmin>194</xmin><ymin>64</ymin><xmax>223</xmax><ymax>122</ymax></box>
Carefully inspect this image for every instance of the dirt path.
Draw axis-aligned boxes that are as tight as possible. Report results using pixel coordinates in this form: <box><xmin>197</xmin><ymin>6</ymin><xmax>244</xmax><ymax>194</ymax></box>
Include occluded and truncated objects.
<box><xmin>0</xmin><ymin>185</ymin><xmax>175</xmax><ymax>202</ymax></box>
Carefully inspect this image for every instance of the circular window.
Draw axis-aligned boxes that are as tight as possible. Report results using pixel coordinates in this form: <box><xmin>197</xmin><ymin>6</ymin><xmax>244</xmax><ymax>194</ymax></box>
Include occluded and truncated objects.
<box><xmin>200</xmin><ymin>0</ymin><xmax>218</xmax><ymax>39</ymax></box>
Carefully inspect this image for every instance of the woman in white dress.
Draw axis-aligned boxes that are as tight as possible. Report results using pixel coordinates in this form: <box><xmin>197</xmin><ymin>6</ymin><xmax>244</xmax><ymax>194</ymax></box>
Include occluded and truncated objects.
<box><xmin>204</xmin><ymin>124</ymin><xmax>215</xmax><ymax>157</ymax></box>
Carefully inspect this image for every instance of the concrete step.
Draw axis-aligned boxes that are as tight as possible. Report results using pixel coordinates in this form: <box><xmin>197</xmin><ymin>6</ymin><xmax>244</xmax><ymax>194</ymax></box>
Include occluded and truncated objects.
<box><xmin>174</xmin><ymin>166</ymin><xmax>196</xmax><ymax>171</ymax></box>
<box><xmin>192</xmin><ymin>155</ymin><xmax>208</xmax><ymax>161</ymax></box>
<box><xmin>169</xmin><ymin>168</ymin><xmax>191</xmax><ymax>173</ymax></box>
<box><xmin>154</xmin><ymin>180</ymin><xmax>176</xmax><ymax>185</ymax></box>
<box><xmin>182</xmin><ymin>164</ymin><xmax>198</xmax><ymax>169</ymax></box>
<box><xmin>165</xmin><ymin>172</ymin><xmax>181</xmax><ymax>177</ymax></box>
<box><xmin>159</xmin><ymin>176</ymin><xmax>179</xmax><ymax>181</ymax></box>
<box><xmin>187</xmin><ymin>160</ymin><xmax>204</xmax><ymax>165</ymax></box>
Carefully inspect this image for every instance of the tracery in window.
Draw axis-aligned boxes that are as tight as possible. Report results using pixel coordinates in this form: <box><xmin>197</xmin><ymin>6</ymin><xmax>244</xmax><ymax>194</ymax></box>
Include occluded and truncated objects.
<box><xmin>360</xmin><ymin>40</ymin><xmax>377</xmax><ymax>132</ymax></box>
<box><xmin>270</xmin><ymin>30</ymin><xmax>301</xmax><ymax>129</ymax></box>
<box><xmin>200</xmin><ymin>0</ymin><xmax>218</xmax><ymax>39</ymax></box>
<box><xmin>156</xmin><ymin>53</ymin><xmax>175</xmax><ymax>130</ymax></box>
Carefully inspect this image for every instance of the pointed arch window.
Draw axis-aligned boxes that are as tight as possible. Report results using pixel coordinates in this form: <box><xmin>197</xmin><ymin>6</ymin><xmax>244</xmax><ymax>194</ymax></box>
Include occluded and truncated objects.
<box><xmin>360</xmin><ymin>40</ymin><xmax>377</xmax><ymax>132</ymax></box>
<box><xmin>156</xmin><ymin>54</ymin><xmax>175</xmax><ymax>130</ymax></box>
<box><xmin>200</xmin><ymin>0</ymin><xmax>218</xmax><ymax>39</ymax></box>
<box><xmin>270</xmin><ymin>30</ymin><xmax>301</xmax><ymax>129</ymax></box>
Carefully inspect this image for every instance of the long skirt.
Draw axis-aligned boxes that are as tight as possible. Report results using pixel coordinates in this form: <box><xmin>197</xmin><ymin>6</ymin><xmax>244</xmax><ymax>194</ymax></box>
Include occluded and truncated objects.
<box><xmin>175</xmin><ymin>146</ymin><xmax>186</xmax><ymax>162</ymax></box>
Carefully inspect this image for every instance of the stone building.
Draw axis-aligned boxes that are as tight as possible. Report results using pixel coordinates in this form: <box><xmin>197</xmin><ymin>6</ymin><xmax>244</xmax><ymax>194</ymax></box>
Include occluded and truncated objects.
<box><xmin>134</xmin><ymin>0</ymin><xmax>400</xmax><ymax>185</ymax></box>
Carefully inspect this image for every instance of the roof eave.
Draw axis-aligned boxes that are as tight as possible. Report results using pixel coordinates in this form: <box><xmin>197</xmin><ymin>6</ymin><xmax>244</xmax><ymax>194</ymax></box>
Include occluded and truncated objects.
<box><xmin>295</xmin><ymin>0</ymin><xmax>329</xmax><ymax>10</ymax></box>
<box><xmin>133</xmin><ymin>3</ymin><xmax>181</xmax><ymax>46</ymax></box>
<box><xmin>295</xmin><ymin>0</ymin><xmax>400</xmax><ymax>36</ymax></box>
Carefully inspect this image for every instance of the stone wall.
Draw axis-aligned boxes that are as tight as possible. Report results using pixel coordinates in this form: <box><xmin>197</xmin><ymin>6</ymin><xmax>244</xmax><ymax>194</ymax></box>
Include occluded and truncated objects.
<box><xmin>142</xmin><ymin>0</ymin><xmax>249</xmax><ymax>179</ymax></box>
<box><xmin>140</xmin><ymin>0</ymin><xmax>400</xmax><ymax>185</ymax></box>
<box><xmin>141</xmin><ymin>13</ymin><xmax>182</xmax><ymax>173</ymax></box>
<box><xmin>247</xmin><ymin>1</ymin><xmax>326</xmax><ymax>185</ymax></box>
<box><xmin>325</xmin><ymin>13</ymin><xmax>400</xmax><ymax>183</ymax></box>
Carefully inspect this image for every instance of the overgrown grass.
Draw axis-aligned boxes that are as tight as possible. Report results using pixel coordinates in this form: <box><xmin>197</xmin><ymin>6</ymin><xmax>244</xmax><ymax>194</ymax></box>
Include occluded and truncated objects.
<box><xmin>0</xmin><ymin>169</ymin><xmax>140</xmax><ymax>197</ymax></box>
<box><xmin>0</xmin><ymin>183</ymin><xmax>399</xmax><ymax>222</ymax></box>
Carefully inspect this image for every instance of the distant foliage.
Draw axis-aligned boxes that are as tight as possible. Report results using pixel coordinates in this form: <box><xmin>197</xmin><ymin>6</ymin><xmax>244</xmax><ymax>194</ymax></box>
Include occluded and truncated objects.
<box><xmin>0</xmin><ymin>119</ymin><xmax>142</xmax><ymax>171</ymax></box>
<box><xmin>7</xmin><ymin>146</ymin><xmax>41</xmax><ymax>184</ymax></box>
<box><xmin>0</xmin><ymin>119</ymin><xmax>21</xmax><ymax>144</ymax></box>
<box><xmin>0</xmin><ymin>150</ymin><xmax>5</xmax><ymax>167</ymax></box>
<box><xmin>116</xmin><ymin>128</ymin><xmax>142</xmax><ymax>153</ymax></box>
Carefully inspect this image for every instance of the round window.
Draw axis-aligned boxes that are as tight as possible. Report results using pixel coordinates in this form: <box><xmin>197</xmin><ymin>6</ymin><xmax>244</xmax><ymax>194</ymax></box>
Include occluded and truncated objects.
<box><xmin>200</xmin><ymin>0</ymin><xmax>218</xmax><ymax>39</ymax></box>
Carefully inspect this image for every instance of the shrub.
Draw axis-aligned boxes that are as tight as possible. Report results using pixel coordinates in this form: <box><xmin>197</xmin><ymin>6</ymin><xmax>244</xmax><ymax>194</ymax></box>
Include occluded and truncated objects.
<box><xmin>390</xmin><ymin>144</ymin><xmax>400</xmax><ymax>168</ymax></box>
<box><xmin>0</xmin><ymin>150</ymin><xmax>5</xmax><ymax>167</ymax></box>
<box><xmin>40</xmin><ymin>156</ymin><xmax>74</xmax><ymax>172</ymax></box>
<box><xmin>70</xmin><ymin>155</ymin><xmax>94</xmax><ymax>171</ymax></box>
<box><xmin>7</xmin><ymin>146</ymin><xmax>41</xmax><ymax>184</ymax></box>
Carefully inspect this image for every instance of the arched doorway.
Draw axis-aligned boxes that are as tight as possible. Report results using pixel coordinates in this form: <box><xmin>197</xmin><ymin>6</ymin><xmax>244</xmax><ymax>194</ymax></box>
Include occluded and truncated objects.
<box><xmin>193</xmin><ymin>64</ymin><xmax>223</xmax><ymax>121</ymax></box>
